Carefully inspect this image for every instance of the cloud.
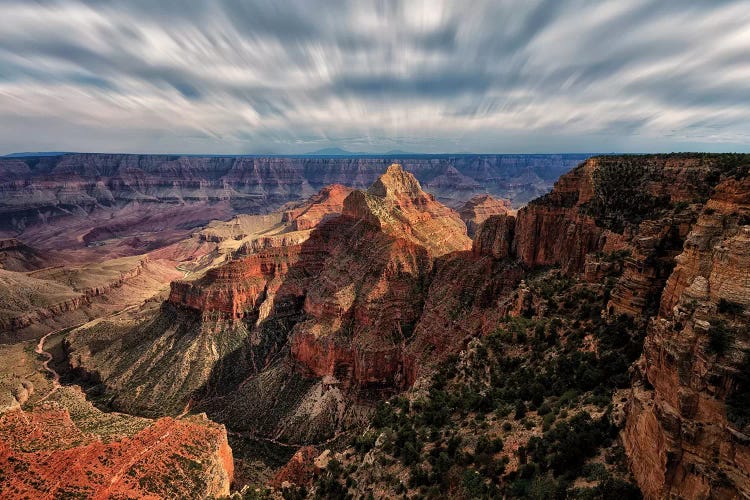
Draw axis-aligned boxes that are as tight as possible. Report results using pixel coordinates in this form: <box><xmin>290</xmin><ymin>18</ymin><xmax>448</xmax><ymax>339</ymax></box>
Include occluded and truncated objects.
<box><xmin>0</xmin><ymin>0</ymin><xmax>748</xmax><ymax>154</ymax></box>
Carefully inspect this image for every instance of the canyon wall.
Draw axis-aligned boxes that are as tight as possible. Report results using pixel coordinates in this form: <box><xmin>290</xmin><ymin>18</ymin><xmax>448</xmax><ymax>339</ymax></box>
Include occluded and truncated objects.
<box><xmin>506</xmin><ymin>154</ymin><xmax>750</xmax><ymax>498</ymax></box>
<box><xmin>62</xmin><ymin>154</ymin><xmax>750</xmax><ymax>497</ymax></box>
<box><xmin>0</xmin><ymin>153</ymin><xmax>585</xmax><ymax>238</ymax></box>
<box><xmin>621</xmin><ymin>176</ymin><xmax>750</xmax><ymax>499</ymax></box>
<box><xmin>453</xmin><ymin>154</ymin><xmax>750</xmax><ymax>498</ymax></box>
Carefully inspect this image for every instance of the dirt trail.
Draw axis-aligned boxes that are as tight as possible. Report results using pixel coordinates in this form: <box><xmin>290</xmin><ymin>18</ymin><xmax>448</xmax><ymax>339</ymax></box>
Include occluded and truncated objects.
<box><xmin>35</xmin><ymin>329</ymin><xmax>61</xmax><ymax>401</ymax></box>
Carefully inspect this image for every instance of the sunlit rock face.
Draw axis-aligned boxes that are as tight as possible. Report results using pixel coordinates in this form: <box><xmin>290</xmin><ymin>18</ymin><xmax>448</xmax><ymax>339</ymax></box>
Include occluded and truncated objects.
<box><xmin>0</xmin><ymin>407</ymin><xmax>233</xmax><ymax>499</ymax></box>
<box><xmin>459</xmin><ymin>194</ymin><xmax>513</xmax><ymax>237</ymax></box>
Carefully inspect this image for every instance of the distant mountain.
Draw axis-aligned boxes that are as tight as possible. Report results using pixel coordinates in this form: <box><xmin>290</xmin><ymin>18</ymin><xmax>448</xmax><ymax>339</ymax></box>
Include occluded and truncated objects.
<box><xmin>304</xmin><ymin>147</ymin><xmax>363</xmax><ymax>155</ymax></box>
<box><xmin>4</xmin><ymin>151</ymin><xmax>71</xmax><ymax>157</ymax></box>
<box><xmin>304</xmin><ymin>147</ymin><xmax>423</xmax><ymax>156</ymax></box>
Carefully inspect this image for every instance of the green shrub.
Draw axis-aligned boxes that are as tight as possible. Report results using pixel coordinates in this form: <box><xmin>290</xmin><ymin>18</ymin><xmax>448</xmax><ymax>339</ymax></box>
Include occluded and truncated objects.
<box><xmin>718</xmin><ymin>298</ymin><xmax>744</xmax><ymax>315</ymax></box>
<box><xmin>514</xmin><ymin>402</ymin><xmax>527</xmax><ymax>420</ymax></box>
<box><xmin>707</xmin><ymin>321</ymin><xmax>733</xmax><ymax>355</ymax></box>
<box><xmin>353</xmin><ymin>430</ymin><xmax>378</xmax><ymax>453</ymax></box>
<box><xmin>727</xmin><ymin>351</ymin><xmax>750</xmax><ymax>429</ymax></box>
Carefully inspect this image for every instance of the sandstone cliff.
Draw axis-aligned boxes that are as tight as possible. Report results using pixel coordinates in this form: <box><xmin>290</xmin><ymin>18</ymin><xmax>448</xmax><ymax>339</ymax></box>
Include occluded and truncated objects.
<box><xmin>65</xmin><ymin>165</ymin><xmax>475</xmax><ymax>441</ymax></box>
<box><xmin>621</xmin><ymin>175</ymin><xmax>750</xmax><ymax>499</ymax></box>
<box><xmin>459</xmin><ymin>194</ymin><xmax>513</xmax><ymax>237</ymax></box>
<box><xmin>510</xmin><ymin>155</ymin><xmax>743</xmax><ymax>318</ymax></box>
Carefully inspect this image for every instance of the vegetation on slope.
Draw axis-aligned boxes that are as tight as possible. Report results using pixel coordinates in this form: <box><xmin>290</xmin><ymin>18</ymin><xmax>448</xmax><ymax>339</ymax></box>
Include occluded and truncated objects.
<box><xmin>270</xmin><ymin>268</ymin><xmax>645</xmax><ymax>499</ymax></box>
<box><xmin>581</xmin><ymin>153</ymin><xmax>750</xmax><ymax>232</ymax></box>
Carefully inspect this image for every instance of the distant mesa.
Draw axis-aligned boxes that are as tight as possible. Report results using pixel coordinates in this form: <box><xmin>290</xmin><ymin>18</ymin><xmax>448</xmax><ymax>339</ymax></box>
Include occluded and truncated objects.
<box><xmin>303</xmin><ymin>147</ymin><xmax>415</xmax><ymax>156</ymax></box>
<box><xmin>3</xmin><ymin>151</ymin><xmax>71</xmax><ymax>157</ymax></box>
<box><xmin>304</xmin><ymin>147</ymin><xmax>363</xmax><ymax>155</ymax></box>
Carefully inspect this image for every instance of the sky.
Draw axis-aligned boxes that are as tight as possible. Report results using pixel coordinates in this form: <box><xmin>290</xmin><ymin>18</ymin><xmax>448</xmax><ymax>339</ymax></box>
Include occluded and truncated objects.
<box><xmin>0</xmin><ymin>0</ymin><xmax>749</xmax><ymax>155</ymax></box>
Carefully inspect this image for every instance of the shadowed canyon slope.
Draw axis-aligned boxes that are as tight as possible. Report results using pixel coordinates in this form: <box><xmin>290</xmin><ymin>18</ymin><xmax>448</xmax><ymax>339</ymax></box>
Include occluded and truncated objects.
<box><xmin>65</xmin><ymin>165</ymin><xmax>484</xmax><ymax>437</ymax></box>
<box><xmin>3</xmin><ymin>154</ymin><xmax>750</xmax><ymax>498</ymax></box>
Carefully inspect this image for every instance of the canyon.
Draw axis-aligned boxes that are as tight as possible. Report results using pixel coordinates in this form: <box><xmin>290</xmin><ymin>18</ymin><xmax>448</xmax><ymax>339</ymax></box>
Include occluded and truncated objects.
<box><xmin>1</xmin><ymin>153</ymin><xmax>748</xmax><ymax>498</ymax></box>
<box><xmin>0</xmin><ymin>153</ymin><xmax>584</xmax><ymax>257</ymax></box>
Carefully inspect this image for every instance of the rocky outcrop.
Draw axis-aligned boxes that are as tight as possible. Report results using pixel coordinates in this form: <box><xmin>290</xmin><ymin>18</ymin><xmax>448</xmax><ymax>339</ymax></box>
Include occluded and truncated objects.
<box><xmin>168</xmin><ymin>241</ymin><xmax>324</xmax><ymax>319</ymax></box>
<box><xmin>290</xmin><ymin>164</ymin><xmax>472</xmax><ymax>387</ymax></box>
<box><xmin>511</xmin><ymin>158</ymin><xmax>610</xmax><ymax>273</ymax></box>
<box><xmin>271</xmin><ymin>446</ymin><xmax>321</xmax><ymax>488</ymax></box>
<box><xmin>0</xmin><ymin>407</ymin><xmax>233</xmax><ymax>499</ymax></box>
<box><xmin>0</xmin><ymin>258</ymin><xmax>149</xmax><ymax>333</ymax></box>
<box><xmin>605</xmin><ymin>213</ymin><xmax>696</xmax><ymax>317</ymax></box>
<box><xmin>510</xmin><ymin>155</ymin><xmax>743</xmax><ymax>315</ymax></box>
<box><xmin>472</xmin><ymin>214</ymin><xmax>515</xmax><ymax>260</ymax></box>
<box><xmin>459</xmin><ymin>194</ymin><xmax>512</xmax><ymax>237</ymax></box>
<box><xmin>0</xmin><ymin>238</ymin><xmax>46</xmax><ymax>271</ymax></box>
<box><xmin>621</xmin><ymin>176</ymin><xmax>750</xmax><ymax>499</ymax></box>
<box><xmin>166</xmin><ymin>184</ymin><xmax>358</xmax><ymax>318</ymax></box>
<box><xmin>282</xmin><ymin>184</ymin><xmax>352</xmax><ymax>231</ymax></box>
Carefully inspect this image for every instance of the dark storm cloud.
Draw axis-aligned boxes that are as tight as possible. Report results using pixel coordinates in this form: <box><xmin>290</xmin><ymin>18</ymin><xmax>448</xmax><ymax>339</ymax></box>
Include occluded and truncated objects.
<box><xmin>0</xmin><ymin>0</ymin><xmax>748</xmax><ymax>154</ymax></box>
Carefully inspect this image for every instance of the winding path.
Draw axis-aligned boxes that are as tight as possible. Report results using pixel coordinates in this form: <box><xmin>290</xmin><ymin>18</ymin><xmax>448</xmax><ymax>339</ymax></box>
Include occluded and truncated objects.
<box><xmin>35</xmin><ymin>329</ymin><xmax>62</xmax><ymax>401</ymax></box>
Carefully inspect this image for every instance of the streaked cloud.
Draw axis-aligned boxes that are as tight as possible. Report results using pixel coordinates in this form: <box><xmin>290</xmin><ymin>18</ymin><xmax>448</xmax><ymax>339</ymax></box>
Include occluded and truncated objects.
<box><xmin>0</xmin><ymin>0</ymin><xmax>748</xmax><ymax>154</ymax></box>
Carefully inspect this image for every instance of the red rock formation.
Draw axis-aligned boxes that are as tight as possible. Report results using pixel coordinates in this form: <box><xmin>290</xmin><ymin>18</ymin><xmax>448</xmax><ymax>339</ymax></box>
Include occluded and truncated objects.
<box><xmin>511</xmin><ymin>156</ymin><xmax>738</xmax><ymax>319</ymax></box>
<box><xmin>403</xmin><ymin>250</ymin><xmax>523</xmax><ymax>384</ymax></box>
<box><xmin>168</xmin><ymin>243</ymin><xmax>320</xmax><ymax>318</ymax></box>
<box><xmin>510</xmin><ymin>158</ymin><xmax>624</xmax><ymax>274</ymax></box>
<box><xmin>167</xmin><ymin>164</ymin><xmax>472</xmax><ymax>390</ymax></box>
<box><xmin>459</xmin><ymin>194</ymin><xmax>512</xmax><ymax>237</ymax></box>
<box><xmin>605</xmin><ymin>214</ymin><xmax>695</xmax><ymax>317</ymax></box>
<box><xmin>0</xmin><ymin>407</ymin><xmax>233</xmax><ymax>499</ymax></box>
<box><xmin>167</xmin><ymin>184</ymin><xmax>359</xmax><ymax>319</ymax></box>
<box><xmin>271</xmin><ymin>446</ymin><xmax>320</xmax><ymax>488</ymax></box>
<box><xmin>344</xmin><ymin>163</ymin><xmax>472</xmax><ymax>257</ymax></box>
<box><xmin>289</xmin><ymin>166</ymin><xmax>471</xmax><ymax>387</ymax></box>
<box><xmin>621</xmin><ymin>176</ymin><xmax>750</xmax><ymax>499</ymax></box>
<box><xmin>472</xmin><ymin>214</ymin><xmax>515</xmax><ymax>260</ymax></box>
<box><xmin>282</xmin><ymin>184</ymin><xmax>352</xmax><ymax>231</ymax></box>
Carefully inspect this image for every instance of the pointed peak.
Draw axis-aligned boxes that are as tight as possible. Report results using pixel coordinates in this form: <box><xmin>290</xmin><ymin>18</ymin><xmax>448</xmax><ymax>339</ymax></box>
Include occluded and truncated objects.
<box><xmin>368</xmin><ymin>163</ymin><xmax>424</xmax><ymax>198</ymax></box>
<box><xmin>386</xmin><ymin>163</ymin><xmax>405</xmax><ymax>174</ymax></box>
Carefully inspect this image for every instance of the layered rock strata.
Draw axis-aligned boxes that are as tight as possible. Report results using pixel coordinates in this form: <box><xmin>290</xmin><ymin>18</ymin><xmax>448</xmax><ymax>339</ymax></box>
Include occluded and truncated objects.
<box><xmin>621</xmin><ymin>176</ymin><xmax>750</xmax><ymax>499</ymax></box>
<box><xmin>459</xmin><ymin>194</ymin><xmax>513</xmax><ymax>237</ymax></box>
